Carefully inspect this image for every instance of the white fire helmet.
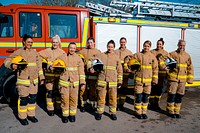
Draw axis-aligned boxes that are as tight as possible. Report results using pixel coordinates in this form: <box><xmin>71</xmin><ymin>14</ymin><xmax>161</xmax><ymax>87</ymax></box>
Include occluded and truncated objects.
<box><xmin>165</xmin><ymin>57</ymin><xmax>177</xmax><ymax>70</ymax></box>
<box><xmin>92</xmin><ymin>59</ymin><xmax>104</xmax><ymax>72</ymax></box>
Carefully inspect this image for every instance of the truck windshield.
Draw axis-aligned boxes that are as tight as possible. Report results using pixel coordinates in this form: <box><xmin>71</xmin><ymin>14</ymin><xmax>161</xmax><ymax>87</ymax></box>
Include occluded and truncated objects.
<box><xmin>49</xmin><ymin>14</ymin><xmax>77</xmax><ymax>38</ymax></box>
<box><xmin>19</xmin><ymin>12</ymin><xmax>42</xmax><ymax>38</ymax></box>
<box><xmin>0</xmin><ymin>15</ymin><xmax>13</xmax><ymax>37</ymax></box>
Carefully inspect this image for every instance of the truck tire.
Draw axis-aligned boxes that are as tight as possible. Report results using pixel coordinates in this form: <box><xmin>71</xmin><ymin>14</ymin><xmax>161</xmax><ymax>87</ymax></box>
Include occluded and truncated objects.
<box><xmin>2</xmin><ymin>72</ymin><xmax>18</xmax><ymax>103</ymax></box>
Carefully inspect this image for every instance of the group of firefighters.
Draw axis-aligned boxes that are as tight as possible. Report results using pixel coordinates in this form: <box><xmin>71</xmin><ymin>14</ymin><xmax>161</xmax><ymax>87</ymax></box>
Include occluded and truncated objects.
<box><xmin>4</xmin><ymin>34</ymin><xmax>194</xmax><ymax>126</ymax></box>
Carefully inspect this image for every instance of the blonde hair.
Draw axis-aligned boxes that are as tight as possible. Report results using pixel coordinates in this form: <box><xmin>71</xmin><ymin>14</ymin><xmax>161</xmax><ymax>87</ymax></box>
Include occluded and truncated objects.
<box><xmin>52</xmin><ymin>35</ymin><xmax>62</xmax><ymax>48</ymax></box>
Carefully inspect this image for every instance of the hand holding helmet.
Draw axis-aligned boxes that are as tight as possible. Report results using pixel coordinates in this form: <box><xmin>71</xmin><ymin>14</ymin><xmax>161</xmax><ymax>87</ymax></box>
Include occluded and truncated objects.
<box><xmin>91</xmin><ymin>59</ymin><xmax>104</xmax><ymax>73</ymax></box>
<box><xmin>11</xmin><ymin>56</ymin><xmax>28</xmax><ymax>70</ymax></box>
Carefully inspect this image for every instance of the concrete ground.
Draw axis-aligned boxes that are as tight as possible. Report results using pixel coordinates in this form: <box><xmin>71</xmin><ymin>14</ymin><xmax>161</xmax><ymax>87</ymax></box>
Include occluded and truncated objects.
<box><xmin>0</xmin><ymin>86</ymin><xmax>200</xmax><ymax>133</ymax></box>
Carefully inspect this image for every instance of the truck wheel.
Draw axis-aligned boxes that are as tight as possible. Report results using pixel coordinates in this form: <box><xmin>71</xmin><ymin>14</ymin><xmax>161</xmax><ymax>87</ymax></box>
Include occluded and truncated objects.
<box><xmin>2</xmin><ymin>73</ymin><xmax>18</xmax><ymax>103</ymax></box>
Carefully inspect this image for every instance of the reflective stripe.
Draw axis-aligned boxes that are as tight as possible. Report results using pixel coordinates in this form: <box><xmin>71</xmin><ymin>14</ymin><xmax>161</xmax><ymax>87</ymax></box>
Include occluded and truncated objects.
<box><xmin>47</xmin><ymin>102</ymin><xmax>54</xmax><ymax>105</ymax></box>
<box><xmin>123</xmin><ymin>73</ymin><xmax>129</xmax><ymax>76</ymax></box>
<box><xmin>178</xmin><ymin>63</ymin><xmax>187</xmax><ymax>67</ymax></box>
<box><xmin>18</xmin><ymin>99</ymin><xmax>27</xmax><ymax>113</ymax></box>
<box><xmin>187</xmin><ymin>75</ymin><xmax>194</xmax><ymax>78</ymax></box>
<box><xmin>45</xmin><ymin>73</ymin><xmax>60</xmax><ymax>77</ymax></box>
<box><xmin>141</xmin><ymin>65</ymin><xmax>152</xmax><ymax>69</ymax></box>
<box><xmin>118</xmin><ymin>75</ymin><xmax>123</xmax><ymax>80</ymax></box>
<box><xmin>166</xmin><ymin>106</ymin><xmax>174</xmax><ymax>110</ymax></box>
<box><xmin>135</xmin><ymin>105</ymin><xmax>142</xmax><ymax>109</ymax></box>
<box><xmin>87</xmin><ymin>61</ymin><xmax>92</xmax><ymax>65</ymax></box>
<box><xmin>33</xmin><ymin>78</ymin><xmax>38</xmax><ymax>84</ymax></box>
<box><xmin>174</xmin><ymin>107</ymin><xmax>181</xmax><ymax>110</ymax></box>
<box><xmin>142</xmin><ymin>105</ymin><xmax>148</xmax><ymax>109</ymax></box>
<box><xmin>59</xmin><ymin>80</ymin><xmax>69</xmax><ymax>87</ymax></box>
<box><xmin>27</xmin><ymin>62</ymin><xmax>36</xmax><ymax>66</ymax></box>
<box><xmin>87</xmin><ymin>75</ymin><xmax>97</xmax><ymax>80</ymax></box>
<box><xmin>135</xmin><ymin>77</ymin><xmax>152</xmax><ymax>82</ymax></box>
<box><xmin>123</xmin><ymin>63</ymin><xmax>128</xmax><ymax>67</ymax></box>
<box><xmin>63</xmin><ymin>110</ymin><xmax>69</xmax><ymax>115</ymax></box>
<box><xmin>110</xmin><ymin>108</ymin><xmax>116</xmax><ymax>113</ymax></box>
<box><xmin>121</xmin><ymin>97</ymin><xmax>126</xmax><ymax>100</ymax></box>
<box><xmin>155</xmin><ymin>96</ymin><xmax>161</xmax><ymax>98</ymax></box>
<box><xmin>109</xmin><ymin>82</ymin><xmax>117</xmax><ymax>87</ymax></box>
<box><xmin>56</xmin><ymin>101</ymin><xmax>61</xmax><ymax>103</ymax></box>
<box><xmin>66</xmin><ymin>67</ymin><xmax>78</xmax><ymax>71</ymax></box>
<box><xmin>17</xmin><ymin>79</ymin><xmax>30</xmax><ymax>85</ymax></box>
<box><xmin>121</xmin><ymin>60</ymin><xmax>124</xmax><ymax>64</ymax></box>
<box><xmin>153</xmin><ymin>75</ymin><xmax>158</xmax><ymax>79</ymax></box>
<box><xmin>168</xmin><ymin>73</ymin><xmax>187</xmax><ymax>79</ymax></box>
<box><xmin>97</xmin><ymin>80</ymin><xmax>107</xmax><ymax>87</ymax></box>
<box><xmin>104</xmin><ymin>66</ymin><xmax>116</xmax><ymax>70</ymax></box>
<box><xmin>97</xmin><ymin>107</ymin><xmax>104</xmax><ymax>112</ymax></box>
<box><xmin>80</xmin><ymin>75</ymin><xmax>86</xmax><ymax>80</ymax></box>
<box><xmin>159</xmin><ymin>71</ymin><xmax>166</xmax><ymax>74</ymax></box>
<box><xmin>149</xmin><ymin>96</ymin><xmax>155</xmax><ymax>98</ymax></box>
<box><xmin>159</xmin><ymin>62</ymin><xmax>165</xmax><ymax>65</ymax></box>
<box><xmin>27</xmin><ymin>106</ymin><xmax>36</xmax><ymax>111</ymax></box>
<box><xmin>70</xmin><ymin>109</ymin><xmax>77</xmax><ymax>115</ymax></box>
<box><xmin>38</xmin><ymin>70</ymin><xmax>43</xmax><ymax>75</ymax></box>
<box><xmin>73</xmin><ymin>81</ymin><xmax>80</xmax><ymax>87</ymax></box>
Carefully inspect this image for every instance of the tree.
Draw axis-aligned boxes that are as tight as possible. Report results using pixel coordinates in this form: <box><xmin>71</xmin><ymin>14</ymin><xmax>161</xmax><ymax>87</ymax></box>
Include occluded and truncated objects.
<box><xmin>29</xmin><ymin>0</ymin><xmax>79</xmax><ymax>7</ymax></box>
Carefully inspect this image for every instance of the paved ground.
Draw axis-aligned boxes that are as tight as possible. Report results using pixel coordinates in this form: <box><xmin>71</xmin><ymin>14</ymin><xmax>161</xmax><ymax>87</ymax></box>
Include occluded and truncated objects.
<box><xmin>0</xmin><ymin>86</ymin><xmax>200</xmax><ymax>133</ymax></box>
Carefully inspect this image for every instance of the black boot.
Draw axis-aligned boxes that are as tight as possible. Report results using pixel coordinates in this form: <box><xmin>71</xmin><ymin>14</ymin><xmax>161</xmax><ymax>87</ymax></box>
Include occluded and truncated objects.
<box><xmin>62</xmin><ymin>116</ymin><xmax>68</xmax><ymax>123</ymax></box>
<box><xmin>110</xmin><ymin>114</ymin><xmax>117</xmax><ymax>121</ymax></box>
<box><xmin>95</xmin><ymin>113</ymin><xmax>102</xmax><ymax>120</ymax></box>
<box><xmin>27</xmin><ymin>116</ymin><xmax>38</xmax><ymax>123</ymax></box>
<box><xmin>69</xmin><ymin>115</ymin><xmax>76</xmax><ymax>122</ymax></box>
<box><xmin>80</xmin><ymin>106</ymin><xmax>86</xmax><ymax>113</ymax></box>
<box><xmin>135</xmin><ymin>114</ymin><xmax>143</xmax><ymax>119</ymax></box>
<box><xmin>142</xmin><ymin>114</ymin><xmax>148</xmax><ymax>119</ymax></box>
<box><xmin>48</xmin><ymin>110</ymin><xmax>55</xmax><ymax>116</ymax></box>
<box><xmin>167</xmin><ymin>113</ymin><xmax>176</xmax><ymax>118</ymax></box>
<box><xmin>20</xmin><ymin>118</ymin><xmax>29</xmax><ymax>126</ymax></box>
<box><xmin>175</xmin><ymin>114</ymin><xmax>181</xmax><ymax>119</ymax></box>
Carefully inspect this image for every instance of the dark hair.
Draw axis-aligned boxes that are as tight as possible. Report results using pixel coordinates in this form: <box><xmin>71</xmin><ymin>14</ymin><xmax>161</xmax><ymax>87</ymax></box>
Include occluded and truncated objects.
<box><xmin>107</xmin><ymin>40</ymin><xmax>115</xmax><ymax>48</ymax></box>
<box><xmin>87</xmin><ymin>37</ymin><xmax>95</xmax><ymax>43</ymax></box>
<box><xmin>177</xmin><ymin>39</ymin><xmax>186</xmax><ymax>46</ymax></box>
<box><xmin>120</xmin><ymin>37</ymin><xmax>127</xmax><ymax>42</ymax></box>
<box><xmin>68</xmin><ymin>42</ymin><xmax>76</xmax><ymax>48</ymax></box>
<box><xmin>22</xmin><ymin>34</ymin><xmax>32</xmax><ymax>46</ymax></box>
<box><xmin>157</xmin><ymin>38</ymin><xmax>165</xmax><ymax>45</ymax></box>
<box><xmin>143</xmin><ymin>40</ymin><xmax>152</xmax><ymax>47</ymax></box>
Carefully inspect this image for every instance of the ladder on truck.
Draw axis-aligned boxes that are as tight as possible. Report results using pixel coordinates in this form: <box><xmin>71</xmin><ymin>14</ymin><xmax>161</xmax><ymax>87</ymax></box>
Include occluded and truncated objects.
<box><xmin>110</xmin><ymin>0</ymin><xmax>200</xmax><ymax>22</ymax></box>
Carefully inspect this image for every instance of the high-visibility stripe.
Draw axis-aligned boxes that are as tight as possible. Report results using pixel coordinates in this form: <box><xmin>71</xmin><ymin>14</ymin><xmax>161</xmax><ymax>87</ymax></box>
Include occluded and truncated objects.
<box><xmin>70</xmin><ymin>109</ymin><xmax>77</xmax><ymax>115</ymax></box>
<box><xmin>123</xmin><ymin>73</ymin><xmax>129</xmax><ymax>76</ymax></box>
<box><xmin>142</xmin><ymin>105</ymin><xmax>148</xmax><ymax>109</ymax></box>
<box><xmin>110</xmin><ymin>108</ymin><xmax>116</xmax><ymax>113</ymax></box>
<box><xmin>178</xmin><ymin>63</ymin><xmax>187</xmax><ymax>67</ymax></box>
<box><xmin>141</xmin><ymin>65</ymin><xmax>152</xmax><ymax>69</ymax></box>
<box><xmin>66</xmin><ymin>67</ymin><xmax>78</xmax><ymax>71</ymax></box>
<box><xmin>124</xmin><ymin>63</ymin><xmax>128</xmax><ymax>67</ymax></box>
<box><xmin>47</xmin><ymin>102</ymin><xmax>54</xmax><ymax>105</ymax></box>
<box><xmin>109</xmin><ymin>82</ymin><xmax>117</xmax><ymax>87</ymax></box>
<box><xmin>56</xmin><ymin>101</ymin><xmax>61</xmax><ymax>103</ymax></box>
<box><xmin>135</xmin><ymin>77</ymin><xmax>152</xmax><ymax>82</ymax></box>
<box><xmin>174</xmin><ymin>107</ymin><xmax>181</xmax><ymax>110</ymax></box>
<box><xmin>187</xmin><ymin>75</ymin><xmax>194</xmax><ymax>78</ymax></box>
<box><xmin>118</xmin><ymin>75</ymin><xmax>123</xmax><ymax>80</ymax></box>
<box><xmin>159</xmin><ymin>62</ymin><xmax>165</xmax><ymax>65</ymax></box>
<box><xmin>38</xmin><ymin>70</ymin><xmax>43</xmax><ymax>75</ymax></box>
<box><xmin>45</xmin><ymin>73</ymin><xmax>60</xmax><ymax>77</ymax></box>
<box><xmin>80</xmin><ymin>75</ymin><xmax>86</xmax><ymax>80</ymax></box>
<box><xmin>104</xmin><ymin>66</ymin><xmax>116</xmax><ymax>70</ymax></box>
<box><xmin>153</xmin><ymin>75</ymin><xmax>158</xmax><ymax>79</ymax></box>
<box><xmin>17</xmin><ymin>79</ymin><xmax>30</xmax><ymax>85</ymax></box>
<box><xmin>59</xmin><ymin>80</ymin><xmax>69</xmax><ymax>87</ymax></box>
<box><xmin>149</xmin><ymin>96</ymin><xmax>155</xmax><ymax>98</ymax></box>
<box><xmin>97</xmin><ymin>80</ymin><xmax>107</xmax><ymax>87</ymax></box>
<box><xmin>63</xmin><ymin>110</ymin><xmax>69</xmax><ymax>115</ymax></box>
<box><xmin>33</xmin><ymin>78</ymin><xmax>39</xmax><ymax>84</ymax></box>
<box><xmin>135</xmin><ymin>105</ymin><xmax>142</xmax><ymax>109</ymax></box>
<box><xmin>27</xmin><ymin>106</ymin><xmax>36</xmax><ymax>111</ymax></box>
<box><xmin>166</xmin><ymin>106</ymin><xmax>174</xmax><ymax>110</ymax></box>
<box><xmin>159</xmin><ymin>71</ymin><xmax>166</xmax><ymax>74</ymax></box>
<box><xmin>97</xmin><ymin>107</ymin><xmax>104</xmax><ymax>112</ymax></box>
<box><xmin>18</xmin><ymin>99</ymin><xmax>27</xmax><ymax>113</ymax></box>
<box><xmin>87</xmin><ymin>61</ymin><xmax>92</xmax><ymax>65</ymax></box>
<box><xmin>155</xmin><ymin>96</ymin><xmax>161</xmax><ymax>98</ymax></box>
<box><xmin>121</xmin><ymin>60</ymin><xmax>124</xmax><ymax>64</ymax></box>
<box><xmin>73</xmin><ymin>81</ymin><xmax>80</xmax><ymax>87</ymax></box>
<box><xmin>168</xmin><ymin>73</ymin><xmax>187</xmax><ymax>79</ymax></box>
<box><xmin>87</xmin><ymin>75</ymin><xmax>97</xmax><ymax>80</ymax></box>
<box><xmin>27</xmin><ymin>63</ymin><xmax>36</xmax><ymax>66</ymax></box>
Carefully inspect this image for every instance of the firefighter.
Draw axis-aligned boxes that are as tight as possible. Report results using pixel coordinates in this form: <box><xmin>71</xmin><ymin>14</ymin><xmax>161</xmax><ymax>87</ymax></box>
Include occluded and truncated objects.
<box><xmin>124</xmin><ymin>40</ymin><xmax>158</xmax><ymax>119</ymax></box>
<box><xmin>57</xmin><ymin>42</ymin><xmax>85</xmax><ymax>123</ymax></box>
<box><xmin>149</xmin><ymin>38</ymin><xmax>169</xmax><ymax>110</ymax></box>
<box><xmin>77</xmin><ymin>37</ymin><xmax>101</xmax><ymax>112</ymax></box>
<box><xmin>115</xmin><ymin>37</ymin><xmax>132</xmax><ymax>111</ymax></box>
<box><xmin>163</xmin><ymin>40</ymin><xmax>194</xmax><ymax>118</ymax></box>
<box><xmin>88</xmin><ymin>40</ymin><xmax>123</xmax><ymax>121</ymax></box>
<box><xmin>4</xmin><ymin>34</ymin><xmax>45</xmax><ymax>126</ymax></box>
<box><xmin>39</xmin><ymin>35</ymin><xmax>65</xmax><ymax>116</ymax></box>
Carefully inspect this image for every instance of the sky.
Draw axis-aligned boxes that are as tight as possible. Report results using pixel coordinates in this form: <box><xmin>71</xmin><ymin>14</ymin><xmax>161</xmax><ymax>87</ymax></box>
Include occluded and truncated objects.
<box><xmin>1</xmin><ymin>0</ymin><xmax>200</xmax><ymax>5</ymax></box>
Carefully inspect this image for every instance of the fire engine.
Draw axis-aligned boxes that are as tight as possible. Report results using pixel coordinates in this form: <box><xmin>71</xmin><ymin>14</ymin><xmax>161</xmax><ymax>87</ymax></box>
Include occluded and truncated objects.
<box><xmin>0</xmin><ymin>0</ymin><xmax>200</xmax><ymax>102</ymax></box>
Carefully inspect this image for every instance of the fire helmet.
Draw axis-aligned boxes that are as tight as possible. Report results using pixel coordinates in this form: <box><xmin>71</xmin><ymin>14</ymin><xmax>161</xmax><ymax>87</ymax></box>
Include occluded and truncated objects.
<box><xmin>11</xmin><ymin>56</ymin><xmax>28</xmax><ymax>70</ymax></box>
<box><xmin>92</xmin><ymin>59</ymin><xmax>104</xmax><ymax>72</ymax></box>
<box><xmin>52</xmin><ymin>59</ymin><xmax>66</xmax><ymax>72</ymax></box>
<box><xmin>165</xmin><ymin>58</ymin><xmax>177</xmax><ymax>70</ymax></box>
<box><xmin>127</xmin><ymin>58</ymin><xmax>140</xmax><ymax>71</ymax></box>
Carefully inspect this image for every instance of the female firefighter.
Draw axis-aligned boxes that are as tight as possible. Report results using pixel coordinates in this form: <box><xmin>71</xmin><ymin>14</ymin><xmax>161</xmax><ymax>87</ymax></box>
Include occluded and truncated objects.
<box><xmin>4</xmin><ymin>34</ymin><xmax>44</xmax><ymax>126</ymax></box>
<box><xmin>77</xmin><ymin>37</ymin><xmax>101</xmax><ymax>112</ymax></box>
<box><xmin>88</xmin><ymin>40</ymin><xmax>123</xmax><ymax>121</ymax></box>
<box><xmin>163</xmin><ymin>40</ymin><xmax>194</xmax><ymax>118</ymax></box>
<box><xmin>149</xmin><ymin>38</ymin><xmax>169</xmax><ymax>110</ymax></box>
<box><xmin>39</xmin><ymin>35</ymin><xmax>65</xmax><ymax>116</ymax></box>
<box><xmin>57</xmin><ymin>42</ymin><xmax>85</xmax><ymax>123</ymax></box>
<box><xmin>124</xmin><ymin>40</ymin><xmax>158</xmax><ymax>119</ymax></box>
<box><xmin>114</xmin><ymin>37</ymin><xmax>132</xmax><ymax>111</ymax></box>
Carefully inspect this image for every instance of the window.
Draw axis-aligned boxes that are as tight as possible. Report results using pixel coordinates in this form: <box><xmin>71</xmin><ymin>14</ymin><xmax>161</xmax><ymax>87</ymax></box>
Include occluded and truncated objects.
<box><xmin>19</xmin><ymin>12</ymin><xmax>42</xmax><ymax>38</ymax></box>
<box><xmin>49</xmin><ymin>14</ymin><xmax>77</xmax><ymax>38</ymax></box>
<box><xmin>0</xmin><ymin>15</ymin><xmax>13</xmax><ymax>37</ymax></box>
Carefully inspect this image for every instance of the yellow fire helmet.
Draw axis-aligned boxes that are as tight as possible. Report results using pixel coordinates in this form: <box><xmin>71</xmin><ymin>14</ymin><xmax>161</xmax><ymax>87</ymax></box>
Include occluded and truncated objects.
<box><xmin>12</xmin><ymin>56</ymin><xmax>28</xmax><ymax>65</ymax></box>
<box><xmin>127</xmin><ymin>58</ymin><xmax>140</xmax><ymax>71</ymax></box>
<box><xmin>52</xmin><ymin>59</ymin><xmax>66</xmax><ymax>69</ymax></box>
<box><xmin>78</xmin><ymin>54</ymin><xmax>85</xmax><ymax>63</ymax></box>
